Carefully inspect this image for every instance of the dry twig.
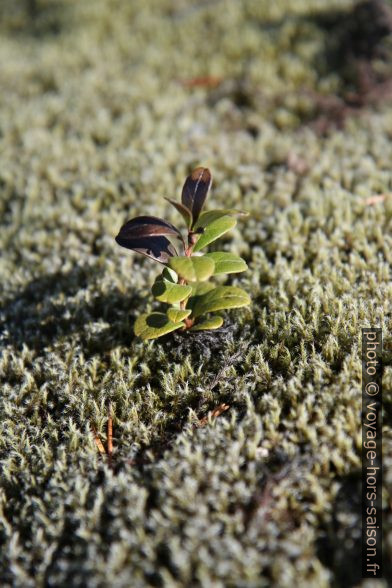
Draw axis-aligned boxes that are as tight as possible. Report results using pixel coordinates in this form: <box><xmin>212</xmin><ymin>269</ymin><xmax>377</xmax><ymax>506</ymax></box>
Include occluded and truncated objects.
<box><xmin>92</xmin><ymin>404</ymin><xmax>114</xmax><ymax>468</ymax></box>
<box><xmin>92</xmin><ymin>427</ymin><xmax>106</xmax><ymax>455</ymax></box>
<box><xmin>198</xmin><ymin>403</ymin><xmax>230</xmax><ymax>427</ymax></box>
<box><xmin>107</xmin><ymin>403</ymin><xmax>113</xmax><ymax>467</ymax></box>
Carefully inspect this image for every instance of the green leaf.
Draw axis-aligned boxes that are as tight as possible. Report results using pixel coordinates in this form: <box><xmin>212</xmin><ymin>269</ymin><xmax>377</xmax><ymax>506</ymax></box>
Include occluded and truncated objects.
<box><xmin>192</xmin><ymin>286</ymin><xmax>250</xmax><ymax>318</ymax></box>
<box><xmin>189</xmin><ymin>282</ymin><xmax>215</xmax><ymax>296</ymax></box>
<box><xmin>192</xmin><ymin>216</ymin><xmax>237</xmax><ymax>252</ymax></box>
<box><xmin>186</xmin><ymin>282</ymin><xmax>215</xmax><ymax>311</ymax></box>
<box><xmin>151</xmin><ymin>278</ymin><xmax>192</xmax><ymax>303</ymax></box>
<box><xmin>134</xmin><ymin>312</ymin><xmax>184</xmax><ymax>340</ymax></box>
<box><xmin>190</xmin><ymin>316</ymin><xmax>224</xmax><ymax>331</ymax></box>
<box><xmin>160</xmin><ymin>267</ymin><xmax>178</xmax><ymax>283</ymax></box>
<box><xmin>167</xmin><ymin>308</ymin><xmax>192</xmax><ymax>322</ymax></box>
<box><xmin>169</xmin><ymin>256</ymin><xmax>215</xmax><ymax>282</ymax></box>
<box><xmin>194</xmin><ymin>209</ymin><xmax>248</xmax><ymax>229</ymax></box>
<box><xmin>204</xmin><ymin>252</ymin><xmax>248</xmax><ymax>274</ymax></box>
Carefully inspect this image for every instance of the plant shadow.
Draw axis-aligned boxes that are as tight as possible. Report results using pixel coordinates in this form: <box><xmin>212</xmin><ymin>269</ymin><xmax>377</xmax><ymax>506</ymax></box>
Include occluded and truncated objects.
<box><xmin>1</xmin><ymin>265</ymin><xmax>143</xmax><ymax>356</ymax></box>
<box><xmin>0</xmin><ymin>0</ymin><xmax>69</xmax><ymax>38</ymax></box>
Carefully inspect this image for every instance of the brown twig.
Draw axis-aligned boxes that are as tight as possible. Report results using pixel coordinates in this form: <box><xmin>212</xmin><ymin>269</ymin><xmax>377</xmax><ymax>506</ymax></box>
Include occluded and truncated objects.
<box><xmin>92</xmin><ymin>427</ymin><xmax>106</xmax><ymax>455</ymax></box>
<box><xmin>92</xmin><ymin>405</ymin><xmax>114</xmax><ymax>468</ymax></box>
<box><xmin>107</xmin><ymin>403</ymin><xmax>113</xmax><ymax>468</ymax></box>
<box><xmin>198</xmin><ymin>403</ymin><xmax>230</xmax><ymax>427</ymax></box>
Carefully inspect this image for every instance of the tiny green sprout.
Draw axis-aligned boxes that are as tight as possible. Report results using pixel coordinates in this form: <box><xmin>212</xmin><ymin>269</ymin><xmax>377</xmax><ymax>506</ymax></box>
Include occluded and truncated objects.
<box><xmin>115</xmin><ymin>167</ymin><xmax>250</xmax><ymax>340</ymax></box>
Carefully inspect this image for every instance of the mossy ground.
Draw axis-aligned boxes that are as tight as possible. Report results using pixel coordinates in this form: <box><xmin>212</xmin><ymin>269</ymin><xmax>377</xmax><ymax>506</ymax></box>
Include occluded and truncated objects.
<box><xmin>1</xmin><ymin>1</ymin><xmax>392</xmax><ymax>586</ymax></box>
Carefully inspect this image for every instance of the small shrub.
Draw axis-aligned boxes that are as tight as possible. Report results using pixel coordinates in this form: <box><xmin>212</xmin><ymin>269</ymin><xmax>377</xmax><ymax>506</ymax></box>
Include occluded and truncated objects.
<box><xmin>115</xmin><ymin>167</ymin><xmax>250</xmax><ymax>340</ymax></box>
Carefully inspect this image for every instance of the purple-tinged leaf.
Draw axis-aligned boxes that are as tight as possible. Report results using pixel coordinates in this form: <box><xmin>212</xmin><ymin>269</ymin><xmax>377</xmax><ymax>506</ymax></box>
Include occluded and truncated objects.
<box><xmin>181</xmin><ymin>167</ymin><xmax>212</xmax><ymax>227</ymax></box>
<box><xmin>115</xmin><ymin>235</ymin><xmax>177</xmax><ymax>264</ymax></box>
<box><xmin>164</xmin><ymin>198</ymin><xmax>193</xmax><ymax>229</ymax></box>
<box><xmin>116</xmin><ymin>216</ymin><xmax>182</xmax><ymax>239</ymax></box>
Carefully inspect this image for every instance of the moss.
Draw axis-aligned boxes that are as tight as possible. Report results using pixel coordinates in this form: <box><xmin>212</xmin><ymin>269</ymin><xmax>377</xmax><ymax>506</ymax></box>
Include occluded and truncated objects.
<box><xmin>1</xmin><ymin>0</ymin><xmax>392</xmax><ymax>586</ymax></box>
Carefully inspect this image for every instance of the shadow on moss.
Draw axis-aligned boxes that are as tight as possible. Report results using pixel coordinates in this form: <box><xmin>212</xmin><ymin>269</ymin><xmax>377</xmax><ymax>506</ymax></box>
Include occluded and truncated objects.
<box><xmin>1</xmin><ymin>265</ymin><xmax>143</xmax><ymax>355</ymax></box>
<box><xmin>316</xmin><ymin>472</ymin><xmax>363</xmax><ymax>588</ymax></box>
<box><xmin>220</xmin><ymin>1</ymin><xmax>392</xmax><ymax>133</ymax></box>
<box><xmin>0</xmin><ymin>0</ymin><xmax>69</xmax><ymax>37</ymax></box>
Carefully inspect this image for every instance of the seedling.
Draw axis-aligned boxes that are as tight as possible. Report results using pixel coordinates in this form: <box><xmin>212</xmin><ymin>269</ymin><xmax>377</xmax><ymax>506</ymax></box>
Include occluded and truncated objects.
<box><xmin>115</xmin><ymin>167</ymin><xmax>250</xmax><ymax>340</ymax></box>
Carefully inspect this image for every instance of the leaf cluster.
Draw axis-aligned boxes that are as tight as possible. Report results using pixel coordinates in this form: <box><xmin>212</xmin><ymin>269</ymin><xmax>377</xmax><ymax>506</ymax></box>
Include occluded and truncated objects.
<box><xmin>115</xmin><ymin>168</ymin><xmax>250</xmax><ymax>339</ymax></box>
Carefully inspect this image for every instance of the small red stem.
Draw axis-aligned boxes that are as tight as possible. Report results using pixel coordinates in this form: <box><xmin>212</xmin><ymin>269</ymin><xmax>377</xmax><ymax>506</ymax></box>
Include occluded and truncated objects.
<box><xmin>178</xmin><ymin>233</ymin><xmax>195</xmax><ymax>321</ymax></box>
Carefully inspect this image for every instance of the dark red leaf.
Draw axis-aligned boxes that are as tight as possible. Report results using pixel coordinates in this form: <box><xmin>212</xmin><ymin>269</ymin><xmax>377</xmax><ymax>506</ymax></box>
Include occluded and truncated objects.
<box><xmin>181</xmin><ymin>167</ymin><xmax>212</xmax><ymax>226</ymax></box>
<box><xmin>164</xmin><ymin>197</ymin><xmax>193</xmax><ymax>228</ymax></box>
<box><xmin>116</xmin><ymin>216</ymin><xmax>182</xmax><ymax>239</ymax></box>
<box><xmin>115</xmin><ymin>235</ymin><xmax>177</xmax><ymax>264</ymax></box>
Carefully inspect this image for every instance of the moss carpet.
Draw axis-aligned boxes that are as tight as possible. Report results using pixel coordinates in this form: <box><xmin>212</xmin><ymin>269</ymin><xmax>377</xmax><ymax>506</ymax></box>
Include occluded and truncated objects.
<box><xmin>1</xmin><ymin>0</ymin><xmax>392</xmax><ymax>586</ymax></box>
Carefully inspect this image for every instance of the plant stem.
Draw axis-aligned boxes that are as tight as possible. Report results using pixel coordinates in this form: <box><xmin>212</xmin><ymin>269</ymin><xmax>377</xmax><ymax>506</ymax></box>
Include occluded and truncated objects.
<box><xmin>179</xmin><ymin>279</ymin><xmax>187</xmax><ymax>311</ymax></box>
<box><xmin>184</xmin><ymin>317</ymin><xmax>194</xmax><ymax>329</ymax></box>
<box><xmin>178</xmin><ymin>235</ymin><xmax>195</xmax><ymax>320</ymax></box>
